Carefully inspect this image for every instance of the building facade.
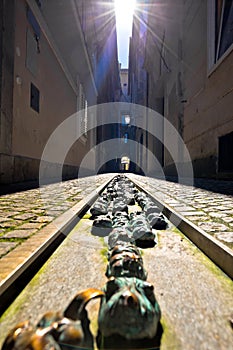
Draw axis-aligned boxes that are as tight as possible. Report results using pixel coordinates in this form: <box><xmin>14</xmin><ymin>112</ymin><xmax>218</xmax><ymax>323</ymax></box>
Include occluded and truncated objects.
<box><xmin>143</xmin><ymin>0</ymin><xmax>233</xmax><ymax>179</ymax></box>
<box><xmin>128</xmin><ymin>2</ymin><xmax>164</xmax><ymax>175</ymax></box>
<box><xmin>0</xmin><ymin>0</ymin><xmax>120</xmax><ymax>185</ymax></box>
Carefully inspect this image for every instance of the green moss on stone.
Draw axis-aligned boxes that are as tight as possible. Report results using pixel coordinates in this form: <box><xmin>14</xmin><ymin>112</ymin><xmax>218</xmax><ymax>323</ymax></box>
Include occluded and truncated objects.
<box><xmin>160</xmin><ymin>317</ymin><xmax>182</xmax><ymax>349</ymax></box>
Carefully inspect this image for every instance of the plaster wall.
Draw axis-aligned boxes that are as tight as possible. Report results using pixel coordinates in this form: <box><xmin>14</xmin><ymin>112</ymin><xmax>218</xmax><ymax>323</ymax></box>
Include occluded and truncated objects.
<box><xmin>183</xmin><ymin>0</ymin><xmax>233</xmax><ymax>177</ymax></box>
<box><xmin>12</xmin><ymin>0</ymin><xmax>78</xmax><ymax>161</ymax></box>
<box><xmin>145</xmin><ymin>0</ymin><xmax>233</xmax><ymax>178</ymax></box>
<box><xmin>0</xmin><ymin>0</ymin><xmax>96</xmax><ymax>184</ymax></box>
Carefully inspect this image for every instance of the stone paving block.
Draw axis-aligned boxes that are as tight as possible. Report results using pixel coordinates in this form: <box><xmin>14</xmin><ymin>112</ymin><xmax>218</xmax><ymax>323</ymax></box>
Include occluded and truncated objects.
<box><xmin>39</xmin><ymin>204</ymin><xmax>53</xmax><ymax>210</ymax></box>
<box><xmin>173</xmin><ymin>205</ymin><xmax>197</xmax><ymax>211</ymax></box>
<box><xmin>18</xmin><ymin>222</ymin><xmax>45</xmax><ymax>230</ymax></box>
<box><xmin>202</xmin><ymin>207</ymin><xmax>218</xmax><ymax>212</ymax></box>
<box><xmin>0</xmin><ymin>203</ymin><xmax>14</xmax><ymax>208</ymax></box>
<box><xmin>8</xmin><ymin>203</ymin><xmax>25</xmax><ymax>208</ymax></box>
<box><xmin>2</xmin><ymin>230</ymin><xmax>36</xmax><ymax>239</ymax></box>
<box><xmin>0</xmin><ymin>218</ymin><xmax>12</xmax><ymax>223</ymax></box>
<box><xmin>17</xmin><ymin>205</ymin><xmax>35</xmax><ymax>211</ymax></box>
<box><xmin>185</xmin><ymin>216</ymin><xmax>209</xmax><ymax>222</ymax></box>
<box><xmin>222</xmin><ymin>216</ymin><xmax>233</xmax><ymax>223</ymax></box>
<box><xmin>46</xmin><ymin>210</ymin><xmax>64</xmax><ymax>216</ymax></box>
<box><xmin>192</xmin><ymin>204</ymin><xmax>207</xmax><ymax>209</ymax></box>
<box><xmin>69</xmin><ymin>191</ymin><xmax>82</xmax><ymax>196</ymax></box>
<box><xmin>216</xmin><ymin>206</ymin><xmax>232</xmax><ymax>210</ymax></box>
<box><xmin>222</xmin><ymin>199</ymin><xmax>233</xmax><ymax>204</ymax></box>
<box><xmin>59</xmin><ymin>205</ymin><xmax>72</xmax><ymax>210</ymax></box>
<box><xmin>4</xmin><ymin>211</ymin><xmax>21</xmax><ymax>217</ymax></box>
<box><xmin>209</xmin><ymin>212</ymin><xmax>228</xmax><ymax>218</ymax></box>
<box><xmin>69</xmin><ymin>195</ymin><xmax>83</xmax><ymax>201</ymax></box>
<box><xmin>31</xmin><ymin>216</ymin><xmax>54</xmax><ymax>223</ymax></box>
<box><xmin>180</xmin><ymin>211</ymin><xmax>204</xmax><ymax>216</ymax></box>
<box><xmin>14</xmin><ymin>213</ymin><xmax>37</xmax><ymax>221</ymax></box>
<box><xmin>31</xmin><ymin>209</ymin><xmax>46</xmax><ymax>214</ymax></box>
<box><xmin>222</xmin><ymin>210</ymin><xmax>233</xmax><ymax>215</ymax></box>
<box><xmin>198</xmin><ymin>222</ymin><xmax>229</xmax><ymax>232</ymax></box>
<box><xmin>0</xmin><ymin>221</ymin><xmax>18</xmax><ymax>228</ymax></box>
<box><xmin>0</xmin><ymin>242</ymin><xmax>18</xmax><ymax>256</ymax></box>
<box><xmin>164</xmin><ymin>200</ymin><xmax>180</xmax><ymax>204</ymax></box>
<box><xmin>215</xmin><ymin>232</ymin><xmax>233</xmax><ymax>243</ymax></box>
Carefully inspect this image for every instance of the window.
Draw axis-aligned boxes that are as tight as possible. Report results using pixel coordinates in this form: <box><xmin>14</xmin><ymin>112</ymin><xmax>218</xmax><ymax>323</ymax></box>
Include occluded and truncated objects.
<box><xmin>26</xmin><ymin>6</ymin><xmax>40</xmax><ymax>75</ymax></box>
<box><xmin>218</xmin><ymin>131</ymin><xmax>233</xmax><ymax>172</ymax></box>
<box><xmin>216</xmin><ymin>0</ymin><xmax>233</xmax><ymax>59</ymax></box>
<box><xmin>208</xmin><ymin>0</ymin><xmax>233</xmax><ymax>69</ymax></box>
<box><xmin>26</xmin><ymin>7</ymin><xmax>41</xmax><ymax>39</ymax></box>
<box><xmin>30</xmin><ymin>83</ymin><xmax>40</xmax><ymax>113</ymax></box>
<box><xmin>26</xmin><ymin>29</ymin><xmax>38</xmax><ymax>75</ymax></box>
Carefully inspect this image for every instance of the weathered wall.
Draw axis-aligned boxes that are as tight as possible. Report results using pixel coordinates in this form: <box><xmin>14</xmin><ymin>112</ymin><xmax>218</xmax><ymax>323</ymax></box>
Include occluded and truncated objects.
<box><xmin>0</xmin><ymin>0</ymin><xmax>101</xmax><ymax>184</ymax></box>
<box><xmin>144</xmin><ymin>0</ymin><xmax>233</xmax><ymax>179</ymax></box>
<box><xmin>183</xmin><ymin>0</ymin><xmax>233</xmax><ymax>178</ymax></box>
<box><xmin>0</xmin><ymin>0</ymin><xmax>15</xmax><ymax>183</ymax></box>
<box><xmin>12</xmin><ymin>0</ymin><xmax>77</xmax><ymax>159</ymax></box>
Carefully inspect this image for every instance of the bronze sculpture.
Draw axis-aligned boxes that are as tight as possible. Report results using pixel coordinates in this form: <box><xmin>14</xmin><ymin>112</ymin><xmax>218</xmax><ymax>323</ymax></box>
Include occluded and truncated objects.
<box><xmin>2</xmin><ymin>176</ymin><xmax>164</xmax><ymax>350</ymax></box>
<box><xmin>97</xmin><ymin>277</ymin><xmax>161</xmax><ymax>349</ymax></box>
<box><xmin>2</xmin><ymin>289</ymin><xmax>104</xmax><ymax>350</ymax></box>
<box><xmin>106</xmin><ymin>244</ymin><xmax>147</xmax><ymax>280</ymax></box>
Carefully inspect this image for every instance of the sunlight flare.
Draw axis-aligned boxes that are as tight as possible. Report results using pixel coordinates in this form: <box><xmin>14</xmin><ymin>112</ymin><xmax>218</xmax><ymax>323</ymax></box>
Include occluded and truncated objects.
<box><xmin>114</xmin><ymin>0</ymin><xmax>136</xmax><ymax>25</ymax></box>
<box><xmin>114</xmin><ymin>0</ymin><xmax>136</xmax><ymax>67</ymax></box>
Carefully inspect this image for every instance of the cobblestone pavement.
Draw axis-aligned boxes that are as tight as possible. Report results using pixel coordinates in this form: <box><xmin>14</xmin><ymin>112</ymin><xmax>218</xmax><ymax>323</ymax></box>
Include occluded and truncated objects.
<box><xmin>0</xmin><ymin>174</ymin><xmax>113</xmax><ymax>260</ymax></box>
<box><xmin>129</xmin><ymin>174</ymin><xmax>233</xmax><ymax>251</ymax></box>
<box><xmin>1</xmin><ymin>186</ymin><xmax>232</xmax><ymax>350</ymax></box>
<box><xmin>0</xmin><ymin>173</ymin><xmax>233</xmax><ymax>271</ymax></box>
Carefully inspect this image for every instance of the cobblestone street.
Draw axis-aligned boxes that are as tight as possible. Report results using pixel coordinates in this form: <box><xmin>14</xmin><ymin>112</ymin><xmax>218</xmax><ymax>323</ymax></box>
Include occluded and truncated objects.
<box><xmin>0</xmin><ymin>175</ymin><xmax>113</xmax><ymax>261</ymax></box>
<box><xmin>0</xmin><ymin>174</ymin><xmax>232</xmax><ymax>350</ymax></box>
<box><xmin>1</xmin><ymin>174</ymin><xmax>233</xmax><ymax>272</ymax></box>
<box><xmin>129</xmin><ymin>175</ymin><xmax>233</xmax><ymax>251</ymax></box>
<box><xmin>1</xmin><ymin>0</ymin><xmax>233</xmax><ymax>348</ymax></box>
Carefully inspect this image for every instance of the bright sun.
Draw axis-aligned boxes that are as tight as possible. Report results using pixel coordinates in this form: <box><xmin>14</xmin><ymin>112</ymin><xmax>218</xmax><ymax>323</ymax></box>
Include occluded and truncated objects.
<box><xmin>114</xmin><ymin>0</ymin><xmax>136</xmax><ymax>23</ymax></box>
<box><xmin>114</xmin><ymin>0</ymin><xmax>136</xmax><ymax>67</ymax></box>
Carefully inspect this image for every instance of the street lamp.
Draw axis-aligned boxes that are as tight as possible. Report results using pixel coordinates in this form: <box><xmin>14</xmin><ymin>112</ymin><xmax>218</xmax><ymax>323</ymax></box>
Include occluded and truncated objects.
<box><xmin>124</xmin><ymin>115</ymin><xmax>131</xmax><ymax>124</ymax></box>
